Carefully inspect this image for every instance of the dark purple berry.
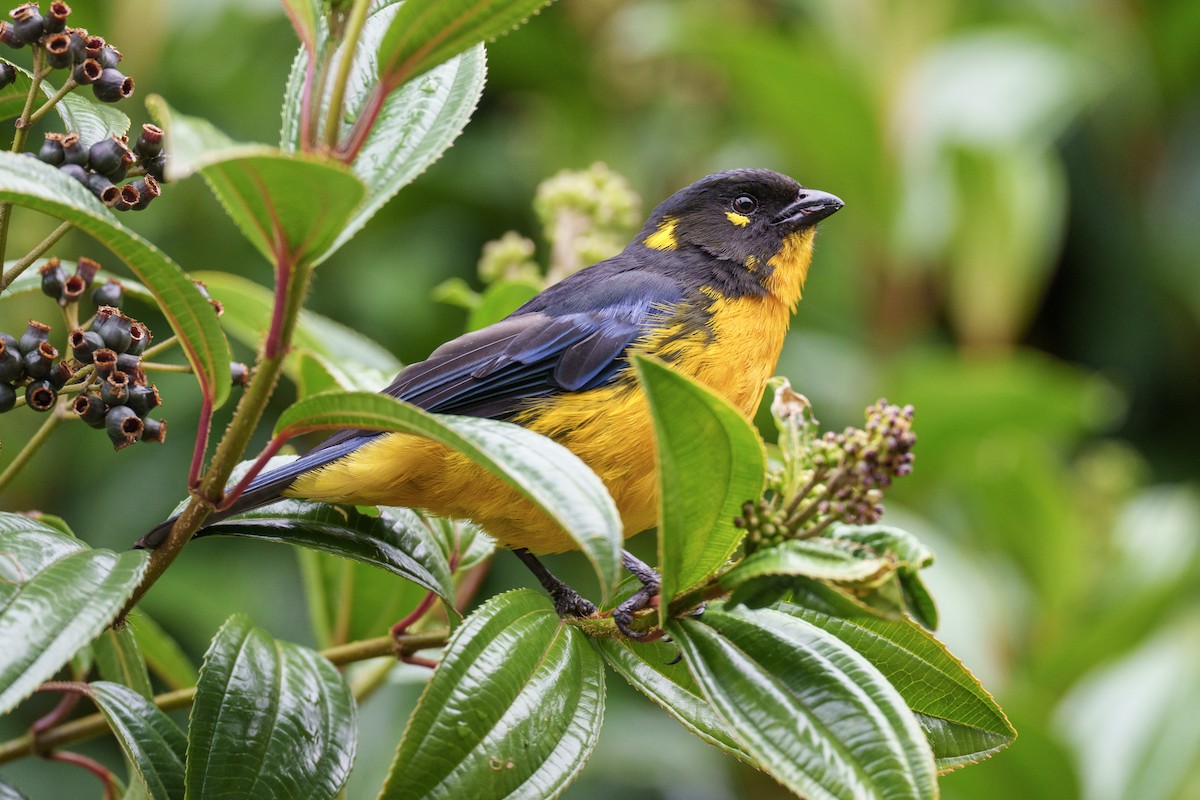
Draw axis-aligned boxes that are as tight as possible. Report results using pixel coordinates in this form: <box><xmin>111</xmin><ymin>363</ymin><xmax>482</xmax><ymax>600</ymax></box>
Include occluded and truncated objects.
<box><xmin>39</xmin><ymin>134</ymin><xmax>65</xmax><ymax>165</ymax></box>
<box><xmin>116</xmin><ymin>352</ymin><xmax>142</xmax><ymax>382</ymax></box>
<box><xmin>59</xmin><ymin>132</ymin><xmax>88</xmax><ymax>165</ymax></box>
<box><xmin>140</xmin><ymin>416</ymin><xmax>166</xmax><ymax>443</ymax></box>
<box><xmin>0</xmin><ymin>382</ymin><xmax>15</xmax><ymax>413</ymax></box>
<box><xmin>44</xmin><ymin>1</ymin><xmax>71</xmax><ymax>34</ymax></box>
<box><xmin>47</xmin><ymin>359</ymin><xmax>75</xmax><ymax>389</ymax></box>
<box><xmin>69</xmin><ymin>328</ymin><xmax>104</xmax><ymax>363</ymax></box>
<box><xmin>18</xmin><ymin>320</ymin><xmax>51</xmax><ymax>354</ymax></box>
<box><xmin>129</xmin><ymin>176</ymin><xmax>160</xmax><ymax>211</ymax></box>
<box><xmin>92</xmin><ymin>68</ymin><xmax>132</xmax><ymax>103</ymax></box>
<box><xmin>44</xmin><ymin>31</ymin><xmax>72</xmax><ymax>68</ymax></box>
<box><xmin>127</xmin><ymin>383</ymin><xmax>160</xmax><ymax>416</ymax></box>
<box><xmin>87</xmin><ymin>137</ymin><xmax>130</xmax><ymax>179</ymax></box>
<box><xmin>91</xmin><ymin>279</ymin><xmax>123</xmax><ymax>309</ymax></box>
<box><xmin>73</xmin><ymin>57</ymin><xmax>100</xmax><ymax>85</ymax></box>
<box><xmin>98</xmin><ymin>313</ymin><xmax>132</xmax><ymax>352</ymax></box>
<box><xmin>0</xmin><ymin>22</ymin><xmax>22</xmax><ymax>48</ymax></box>
<box><xmin>113</xmin><ymin>182</ymin><xmax>138</xmax><ymax>211</ymax></box>
<box><xmin>25</xmin><ymin>380</ymin><xmax>57</xmax><ymax>412</ymax></box>
<box><xmin>58</xmin><ymin>163</ymin><xmax>88</xmax><ymax>186</ymax></box>
<box><xmin>9</xmin><ymin>4</ymin><xmax>43</xmax><ymax>46</ymax></box>
<box><xmin>73</xmin><ymin>393</ymin><xmax>105</xmax><ymax>427</ymax></box>
<box><xmin>126</xmin><ymin>321</ymin><xmax>149</xmax><ymax>355</ymax></box>
<box><xmin>100</xmin><ymin>369</ymin><xmax>129</xmax><ymax>405</ymax></box>
<box><xmin>0</xmin><ymin>62</ymin><xmax>16</xmax><ymax>88</ymax></box>
<box><xmin>0</xmin><ymin>346</ymin><xmax>21</xmax><ymax>382</ymax></box>
<box><xmin>75</xmin><ymin>256</ymin><xmax>100</xmax><ymax>286</ymax></box>
<box><xmin>85</xmin><ymin>171</ymin><xmax>118</xmax><ymax>205</ymax></box>
<box><xmin>22</xmin><ymin>341</ymin><xmax>58</xmax><ymax>379</ymax></box>
<box><xmin>98</xmin><ymin>44</ymin><xmax>120</xmax><ymax>69</ymax></box>
<box><xmin>143</xmin><ymin>155</ymin><xmax>166</xmax><ymax>182</ymax></box>
<box><xmin>134</xmin><ymin>124</ymin><xmax>163</xmax><ymax>160</ymax></box>
<box><xmin>61</xmin><ymin>273</ymin><xmax>86</xmax><ymax>304</ymax></box>
<box><xmin>105</xmin><ymin>404</ymin><xmax>142</xmax><ymax>448</ymax></box>
<box><xmin>91</xmin><ymin>347</ymin><xmax>117</xmax><ymax>377</ymax></box>
<box><xmin>66</xmin><ymin>26</ymin><xmax>87</xmax><ymax>61</ymax></box>
<box><xmin>39</xmin><ymin>259</ymin><xmax>67</xmax><ymax>300</ymax></box>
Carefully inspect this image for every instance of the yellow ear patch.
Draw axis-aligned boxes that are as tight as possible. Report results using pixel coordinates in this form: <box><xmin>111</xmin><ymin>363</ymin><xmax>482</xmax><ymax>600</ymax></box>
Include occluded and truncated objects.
<box><xmin>644</xmin><ymin>217</ymin><xmax>678</xmax><ymax>251</ymax></box>
<box><xmin>725</xmin><ymin>211</ymin><xmax>750</xmax><ymax>227</ymax></box>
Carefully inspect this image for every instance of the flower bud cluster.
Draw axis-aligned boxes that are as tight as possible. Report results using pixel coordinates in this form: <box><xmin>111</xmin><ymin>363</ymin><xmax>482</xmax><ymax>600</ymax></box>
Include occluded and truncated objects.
<box><xmin>533</xmin><ymin>162</ymin><xmax>641</xmax><ymax>282</ymax></box>
<box><xmin>0</xmin><ymin>3</ymin><xmax>135</xmax><ymax>105</ymax></box>
<box><xmin>736</xmin><ymin>398</ymin><xmax>917</xmax><ymax>552</ymax></box>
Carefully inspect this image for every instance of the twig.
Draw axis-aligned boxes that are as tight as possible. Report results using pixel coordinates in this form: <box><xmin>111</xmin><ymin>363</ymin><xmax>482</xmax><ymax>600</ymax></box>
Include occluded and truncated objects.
<box><xmin>0</xmin><ymin>220</ymin><xmax>73</xmax><ymax>291</ymax></box>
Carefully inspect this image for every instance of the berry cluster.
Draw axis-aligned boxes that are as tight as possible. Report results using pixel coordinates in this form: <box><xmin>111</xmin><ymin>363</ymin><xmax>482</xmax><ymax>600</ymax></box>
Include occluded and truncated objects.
<box><xmin>38</xmin><ymin>255</ymin><xmax>123</xmax><ymax>307</ymax></box>
<box><xmin>37</xmin><ymin>125</ymin><xmax>163</xmax><ymax>211</ymax></box>
<box><xmin>736</xmin><ymin>399</ymin><xmax>917</xmax><ymax>551</ymax></box>
<box><xmin>69</xmin><ymin>305</ymin><xmax>165</xmax><ymax>449</ymax></box>
<box><xmin>0</xmin><ymin>3</ymin><xmax>134</xmax><ymax>104</ymax></box>
<box><xmin>0</xmin><ymin>319</ymin><xmax>73</xmax><ymax>413</ymax></box>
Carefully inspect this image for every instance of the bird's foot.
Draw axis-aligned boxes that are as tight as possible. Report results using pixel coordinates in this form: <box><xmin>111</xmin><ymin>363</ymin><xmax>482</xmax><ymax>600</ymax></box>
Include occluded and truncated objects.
<box><xmin>613</xmin><ymin>550</ymin><xmax>662</xmax><ymax>639</ymax></box>
<box><xmin>512</xmin><ymin>548</ymin><xmax>597</xmax><ymax>618</ymax></box>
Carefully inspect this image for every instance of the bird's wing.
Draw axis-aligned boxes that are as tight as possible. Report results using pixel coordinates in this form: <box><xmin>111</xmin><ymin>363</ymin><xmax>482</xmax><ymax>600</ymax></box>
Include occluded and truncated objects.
<box><xmin>190</xmin><ymin>265</ymin><xmax>684</xmax><ymax>526</ymax></box>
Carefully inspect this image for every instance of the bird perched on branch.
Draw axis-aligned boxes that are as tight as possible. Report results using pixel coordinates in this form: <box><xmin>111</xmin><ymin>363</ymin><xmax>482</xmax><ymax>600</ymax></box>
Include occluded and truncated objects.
<box><xmin>138</xmin><ymin>168</ymin><xmax>843</xmax><ymax>635</ymax></box>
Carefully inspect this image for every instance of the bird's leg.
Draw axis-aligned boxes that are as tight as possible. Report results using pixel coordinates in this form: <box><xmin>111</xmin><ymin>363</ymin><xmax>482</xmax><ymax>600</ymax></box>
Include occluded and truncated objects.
<box><xmin>613</xmin><ymin>550</ymin><xmax>662</xmax><ymax>638</ymax></box>
<box><xmin>512</xmin><ymin>548</ymin><xmax>597</xmax><ymax>618</ymax></box>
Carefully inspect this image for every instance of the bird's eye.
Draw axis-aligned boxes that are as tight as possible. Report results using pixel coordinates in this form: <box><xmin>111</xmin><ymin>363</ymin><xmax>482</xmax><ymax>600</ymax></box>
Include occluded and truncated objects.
<box><xmin>732</xmin><ymin>195</ymin><xmax>757</xmax><ymax>214</ymax></box>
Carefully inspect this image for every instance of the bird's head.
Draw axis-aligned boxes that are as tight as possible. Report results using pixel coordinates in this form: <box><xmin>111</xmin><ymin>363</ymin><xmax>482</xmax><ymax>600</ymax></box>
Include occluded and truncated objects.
<box><xmin>637</xmin><ymin>168</ymin><xmax>843</xmax><ymax>302</ymax></box>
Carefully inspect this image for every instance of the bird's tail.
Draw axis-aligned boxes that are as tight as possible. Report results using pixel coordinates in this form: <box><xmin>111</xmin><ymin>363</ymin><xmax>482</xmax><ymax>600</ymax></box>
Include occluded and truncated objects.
<box><xmin>134</xmin><ymin>435</ymin><xmax>374</xmax><ymax>549</ymax></box>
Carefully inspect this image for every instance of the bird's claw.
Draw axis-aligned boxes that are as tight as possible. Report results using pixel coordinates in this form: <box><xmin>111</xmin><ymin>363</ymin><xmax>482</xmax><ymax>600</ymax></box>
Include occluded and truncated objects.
<box><xmin>550</xmin><ymin>585</ymin><xmax>597</xmax><ymax>618</ymax></box>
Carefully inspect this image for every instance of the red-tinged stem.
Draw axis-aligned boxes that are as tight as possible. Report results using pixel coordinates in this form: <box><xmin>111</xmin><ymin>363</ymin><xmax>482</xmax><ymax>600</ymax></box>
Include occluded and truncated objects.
<box><xmin>46</xmin><ymin>750</ymin><xmax>118</xmax><ymax>800</ymax></box>
<box><xmin>188</xmin><ymin>397</ymin><xmax>213</xmax><ymax>490</ymax></box>
<box><xmin>335</xmin><ymin>82</ymin><xmax>388</xmax><ymax>163</ymax></box>
<box><xmin>401</xmin><ymin>655</ymin><xmax>439</xmax><ymax>670</ymax></box>
<box><xmin>216</xmin><ymin>434</ymin><xmax>287</xmax><ymax>511</ymax></box>
<box><xmin>391</xmin><ymin>590</ymin><xmax>439</xmax><ymax>639</ymax></box>
<box><xmin>30</xmin><ymin>693</ymin><xmax>80</xmax><ymax>740</ymax></box>
<box><xmin>298</xmin><ymin>56</ymin><xmax>317</xmax><ymax>151</ymax></box>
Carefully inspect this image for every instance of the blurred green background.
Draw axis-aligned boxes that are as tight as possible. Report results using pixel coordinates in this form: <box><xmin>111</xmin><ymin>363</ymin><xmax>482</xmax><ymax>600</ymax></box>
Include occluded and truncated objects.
<box><xmin>2</xmin><ymin>0</ymin><xmax>1199</xmax><ymax>797</ymax></box>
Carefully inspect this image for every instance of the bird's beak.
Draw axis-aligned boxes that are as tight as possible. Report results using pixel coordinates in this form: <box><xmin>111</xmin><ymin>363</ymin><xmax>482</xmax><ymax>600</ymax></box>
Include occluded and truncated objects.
<box><xmin>772</xmin><ymin>189</ymin><xmax>844</xmax><ymax>230</ymax></box>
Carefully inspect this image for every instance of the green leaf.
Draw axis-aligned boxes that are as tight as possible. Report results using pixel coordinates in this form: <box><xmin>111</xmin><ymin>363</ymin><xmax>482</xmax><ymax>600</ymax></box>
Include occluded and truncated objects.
<box><xmin>721</xmin><ymin>537</ymin><xmax>894</xmax><ymax>588</ymax></box>
<box><xmin>376</xmin><ymin>0</ymin><xmax>551</xmax><ymax>92</ymax></box>
<box><xmin>784</xmin><ymin>581</ymin><xmax>1014</xmax><ymax>773</ymax></box>
<box><xmin>148</xmin><ymin>96</ymin><xmax>365</xmax><ymax>268</ymax></box>
<box><xmin>594</xmin><ymin>636</ymin><xmax>754</xmax><ymax>765</ymax></box>
<box><xmin>467</xmin><ymin>278</ymin><xmax>541</xmax><ymax>330</ymax></box>
<box><xmin>186</xmin><ymin>614</ymin><xmax>355</xmax><ymax>800</ymax></box>
<box><xmin>0</xmin><ymin>60</ymin><xmax>129</xmax><ymax>144</ymax></box>
<box><xmin>298</xmin><ymin>550</ymin><xmax>432</xmax><ymax>647</ymax></box>
<box><xmin>92</xmin><ymin>626</ymin><xmax>153</xmax><ymax>699</ymax></box>
<box><xmin>634</xmin><ymin>355</ymin><xmax>766</xmax><ymax>610</ymax></box>
<box><xmin>0</xmin><ymin>514</ymin><xmax>149</xmax><ymax>715</ymax></box>
<box><xmin>275</xmin><ymin>391</ymin><xmax>622</xmax><ymax>603</ymax></box>
<box><xmin>127</xmin><ymin>613</ymin><xmax>199</xmax><ymax>691</ymax></box>
<box><xmin>0</xmin><ymin>152</ymin><xmax>231</xmax><ymax>408</ymax></box>
<box><xmin>0</xmin><ymin>777</ymin><xmax>28</xmax><ymax>799</ymax></box>
<box><xmin>191</xmin><ymin>270</ymin><xmax>400</xmax><ymax>392</ymax></box>
<box><xmin>668</xmin><ymin>603</ymin><xmax>938</xmax><ymax>799</ymax></box>
<box><xmin>85</xmin><ymin>681</ymin><xmax>187</xmax><ymax>800</ymax></box>
<box><xmin>281</xmin><ymin>4</ymin><xmax>487</xmax><ymax>260</ymax></box>
<box><xmin>379</xmin><ymin>590</ymin><xmax>603</xmax><ymax>799</ymax></box>
<box><xmin>281</xmin><ymin>0</ymin><xmax>321</xmax><ymax>53</ymax></box>
<box><xmin>828</xmin><ymin>525</ymin><xmax>939</xmax><ymax>629</ymax></box>
<box><xmin>200</xmin><ymin>497</ymin><xmax>455</xmax><ymax>603</ymax></box>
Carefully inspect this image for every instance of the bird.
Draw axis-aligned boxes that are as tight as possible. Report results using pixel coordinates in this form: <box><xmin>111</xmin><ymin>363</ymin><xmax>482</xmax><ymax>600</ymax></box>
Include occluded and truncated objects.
<box><xmin>137</xmin><ymin>168</ymin><xmax>843</xmax><ymax>634</ymax></box>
